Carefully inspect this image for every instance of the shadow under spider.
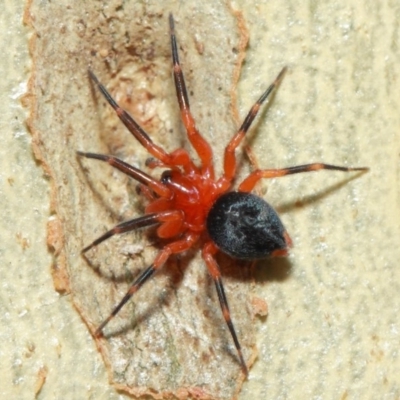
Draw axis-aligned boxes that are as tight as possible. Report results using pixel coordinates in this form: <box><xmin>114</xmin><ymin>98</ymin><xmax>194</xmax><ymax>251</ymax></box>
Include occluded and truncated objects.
<box><xmin>82</xmin><ymin>172</ymin><xmax>366</xmax><ymax>340</ymax></box>
<box><xmin>275</xmin><ymin>170</ymin><xmax>366</xmax><ymax>214</ymax></box>
<box><xmin>86</xmin><ymin>243</ymin><xmax>259</xmax><ymax>341</ymax></box>
<box><xmin>76</xmin><ymin>153</ymin><xmax>145</xmax><ymax>225</ymax></box>
<box><xmin>94</xmin><ymin>251</ymin><xmax>192</xmax><ymax>338</ymax></box>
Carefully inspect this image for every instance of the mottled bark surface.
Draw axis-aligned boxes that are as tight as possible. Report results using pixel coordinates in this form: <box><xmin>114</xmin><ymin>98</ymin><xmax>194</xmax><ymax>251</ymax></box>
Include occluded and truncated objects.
<box><xmin>26</xmin><ymin>1</ymin><xmax>254</xmax><ymax>398</ymax></box>
<box><xmin>1</xmin><ymin>0</ymin><xmax>399</xmax><ymax>399</ymax></box>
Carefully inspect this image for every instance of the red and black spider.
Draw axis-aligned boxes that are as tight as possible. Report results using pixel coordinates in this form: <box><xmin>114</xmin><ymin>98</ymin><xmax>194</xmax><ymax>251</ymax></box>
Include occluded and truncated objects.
<box><xmin>79</xmin><ymin>14</ymin><xmax>368</xmax><ymax>375</ymax></box>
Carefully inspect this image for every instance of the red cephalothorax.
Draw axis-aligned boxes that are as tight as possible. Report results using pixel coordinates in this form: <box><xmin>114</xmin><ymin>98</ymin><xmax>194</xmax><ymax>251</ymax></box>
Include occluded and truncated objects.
<box><xmin>79</xmin><ymin>14</ymin><xmax>368</xmax><ymax>375</ymax></box>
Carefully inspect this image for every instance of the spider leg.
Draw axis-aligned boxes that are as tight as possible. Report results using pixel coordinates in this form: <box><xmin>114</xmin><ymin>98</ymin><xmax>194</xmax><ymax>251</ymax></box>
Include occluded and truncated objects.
<box><xmin>77</xmin><ymin>151</ymin><xmax>171</xmax><ymax>198</ymax></box>
<box><xmin>220</xmin><ymin>68</ymin><xmax>287</xmax><ymax>187</ymax></box>
<box><xmin>169</xmin><ymin>14</ymin><xmax>214</xmax><ymax>175</ymax></box>
<box><xmin>202</xmin><ymin>242</ymin><xmax>248</xmax><ymax>375</ymax></box>
<box><xmin>88</xmin><ymin>70</ymin><xmax>194</xmax><ymax>169</ymax></box>
<box><xmin>82</xmin><ymin>210</ymin><xmax>182</xmax><ymax>253</ymax></box>
<box><xmin>238</xmin><ymin>163</ymin><xmax>369</xmax><ymax>192</ymax></box>
<box><xmin>137</xmin><ymin>184</ymin><xmax>157</xmax><ymax>202</ymax></box>
<box><xmin>95</xmin><ymin>232</ymin><xmax>199</xmax><ymax>336</ymax></box>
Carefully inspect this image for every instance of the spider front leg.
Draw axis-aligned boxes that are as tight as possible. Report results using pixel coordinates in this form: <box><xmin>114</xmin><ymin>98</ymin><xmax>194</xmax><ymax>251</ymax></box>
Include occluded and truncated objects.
<box><xmin>220</xmin><ymin>67</ymin><xmax>287</xmax><ymax>188</ymax></box>
<box><xmin>77</xmin><ymin>151</ymin><xmax>172</xmax><ymax>198</ymax></box>
<box><xmin>95</xmin><ymin>232</ymin><xmax>199</xmax><ymax>336</ymax></box>
<box><xmin>238</xmin><ymin>163</ymin><xmax>369</xmax><ymax>192</ymax></box>
<box><xmin>202</xmin><ymin>242</ymin><xmax>248</xmax><ymax>375</ymax></box>
<box><xmin>88</xmin><ymin>71</ymin><xmax>195</xmax><ymax>171</ymax></box>
<box><xmin>169</xmin><ymin>14</ymin><xmax>214</xmax><ymax>175</ymax></box>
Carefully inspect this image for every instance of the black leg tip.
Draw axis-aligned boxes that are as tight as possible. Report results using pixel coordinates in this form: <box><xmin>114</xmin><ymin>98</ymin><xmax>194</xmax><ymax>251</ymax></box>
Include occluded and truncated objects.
<box><xmin>169</xmin><ymin>13</ymin><xmax>175</xmax><ymax>30</ymax></box>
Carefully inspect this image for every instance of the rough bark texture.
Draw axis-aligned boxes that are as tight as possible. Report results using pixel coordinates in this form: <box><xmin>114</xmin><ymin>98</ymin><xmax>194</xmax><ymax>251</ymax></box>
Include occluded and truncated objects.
<box><xmin>25</xmin><ymin>1</ymin><xmax>254</xmax><ymax>398</ymax></box>
<box><xmin>0</xmin><ymin>0</ymin><xmax>399</xmax><ymax>399</ymax></box>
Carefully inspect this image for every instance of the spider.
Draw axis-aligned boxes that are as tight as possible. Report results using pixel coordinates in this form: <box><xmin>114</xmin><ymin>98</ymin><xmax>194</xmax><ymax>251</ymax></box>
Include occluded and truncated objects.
<box><xmin>78</xmin><ymin>14</ymin><xmax>368</xmax><ymax>375</ymax></box>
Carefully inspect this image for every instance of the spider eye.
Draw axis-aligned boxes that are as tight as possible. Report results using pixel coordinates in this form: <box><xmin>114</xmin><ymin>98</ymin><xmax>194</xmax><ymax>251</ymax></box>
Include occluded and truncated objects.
<box><xmin>206</xmin><ymin>192</ymin><xmax>288</xmax><ymax>260</ymax></box>
<box><xmin>161</xmin><ymin>170</ymin><xmax>172</xmax><ymax>184</ymax></box>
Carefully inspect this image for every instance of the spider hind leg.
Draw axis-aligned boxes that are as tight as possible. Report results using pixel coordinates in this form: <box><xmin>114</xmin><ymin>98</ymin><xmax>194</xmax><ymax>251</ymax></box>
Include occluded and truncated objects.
<box><xmin>95</xmin><ymin>232</ymin><xmax>199</xmax><ymax>336</ymax></box>
<box><xmin>202</xmin><ymin>242</ymin><xmax>249</xmax><ymax>375</ymax></box>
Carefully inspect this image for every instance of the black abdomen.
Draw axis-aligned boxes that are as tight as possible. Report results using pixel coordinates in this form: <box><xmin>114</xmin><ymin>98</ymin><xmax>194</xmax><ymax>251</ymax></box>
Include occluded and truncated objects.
<box><xmin>206</xmin><ymin>192</ymin><xmax>287</xmax><ymax>260</ymax></box>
